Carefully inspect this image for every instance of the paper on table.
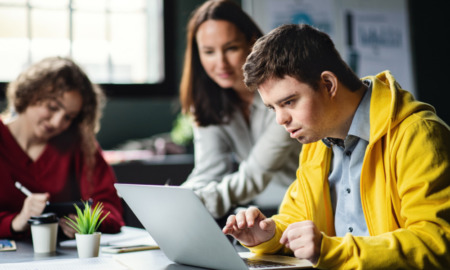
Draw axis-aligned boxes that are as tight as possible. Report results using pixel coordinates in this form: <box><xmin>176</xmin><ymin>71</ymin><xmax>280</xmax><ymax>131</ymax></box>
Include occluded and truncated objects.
<box><xmin>0</xmin><ymin>257</ymin><xmax>128</xmax><ymax>270</ymax></box>
<box><xmin>59</xmin><ymin>226</ymin><xmax>157</xmax><ymax>248</ymax></box>
<box><xmin>112</xmin><ymin>252</ymin><xmax>167</xmax><ymax>270</ymax></box>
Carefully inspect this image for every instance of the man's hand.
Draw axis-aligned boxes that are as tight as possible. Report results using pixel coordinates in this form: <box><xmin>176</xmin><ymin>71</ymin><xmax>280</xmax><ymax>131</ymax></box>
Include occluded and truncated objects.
<box><xmin>222</xmin><ymin>206</ymin><xmax>276</xmax><ymax>247</ymax></box>
<box><xmin>280</xmin><ymin>220</ymin><xmax>322</xmax><ymax>265</ymax></box>
<box><xmin>12</xmin><ymin>193</ymin><xmax>49</xmax><ymax>232</ymax></box>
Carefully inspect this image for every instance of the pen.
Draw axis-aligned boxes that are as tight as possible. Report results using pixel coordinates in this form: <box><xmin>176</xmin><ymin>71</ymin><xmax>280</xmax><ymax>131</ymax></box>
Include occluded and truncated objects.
<box><xmin>15</xmin><ymin>181</ymin><xmax>49</xmax><ymax>205</ymax></box>
<box><xmin>15</xmin><ymin>181</ymin><xmax>32</xmax><ymax>196</ymax></box>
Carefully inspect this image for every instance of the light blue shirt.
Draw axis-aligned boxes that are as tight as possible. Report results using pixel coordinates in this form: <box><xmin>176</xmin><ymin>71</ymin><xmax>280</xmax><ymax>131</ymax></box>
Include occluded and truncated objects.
<box><xmin>323</xmin><ymin>80</ymin><xmax>372</xmax><ymax>237</ymax></box>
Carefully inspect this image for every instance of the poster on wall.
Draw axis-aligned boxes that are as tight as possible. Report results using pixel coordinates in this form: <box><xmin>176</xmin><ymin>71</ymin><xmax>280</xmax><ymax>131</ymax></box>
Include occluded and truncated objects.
<box><xmin>243</xmin><ymin>0</ymin><xmax>415</xmax><ymax>96</ymax></box>
<box><xmin>345</xmin><ymin>9</ymin><xmax>415</xmax><ymax>96</ymax></box>
<box><xmin>253</xmin><ymin>0</ymin><xmax>335</xmax><ymax>38</ymax></box>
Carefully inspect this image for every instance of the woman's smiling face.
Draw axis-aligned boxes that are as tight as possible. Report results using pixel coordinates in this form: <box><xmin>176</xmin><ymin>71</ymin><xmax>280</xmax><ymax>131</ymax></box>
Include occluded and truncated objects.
<box><xmin>196</xmin><ymin>19</ymin><xmax>251</xmax><ymax>93</ymax></box>
<box><xmin>24</xmin><ymin>91</ymin><xmax>83</xmax><ymax>142</ymax></box>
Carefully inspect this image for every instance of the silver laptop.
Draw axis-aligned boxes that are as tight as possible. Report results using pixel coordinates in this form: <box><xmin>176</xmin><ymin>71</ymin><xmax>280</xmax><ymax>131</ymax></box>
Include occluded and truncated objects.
<box><xmin>115</xmin><ymin>183</ymin><xmax>313</xmax><ymax>270</ymax></box>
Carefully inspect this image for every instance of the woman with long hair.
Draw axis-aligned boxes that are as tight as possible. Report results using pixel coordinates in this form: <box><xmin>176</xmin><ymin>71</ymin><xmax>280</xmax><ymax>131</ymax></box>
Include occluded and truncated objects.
<box><xmin>0</xmin><ymin>56</ymin><xmax>124</xmax><ymax>239</ymax></box>
<box><xmin>180</xmin><ymin>0</ymin><xmax>301</xmax><ymax>219</ymax></box>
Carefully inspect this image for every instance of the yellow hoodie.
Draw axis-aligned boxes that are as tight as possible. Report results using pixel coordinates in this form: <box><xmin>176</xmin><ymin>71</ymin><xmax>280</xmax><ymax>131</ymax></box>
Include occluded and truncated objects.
<box><xmin>248</xmin><ymin>71</ymin><xmax>450</xmax><ymax>269</ymax></box>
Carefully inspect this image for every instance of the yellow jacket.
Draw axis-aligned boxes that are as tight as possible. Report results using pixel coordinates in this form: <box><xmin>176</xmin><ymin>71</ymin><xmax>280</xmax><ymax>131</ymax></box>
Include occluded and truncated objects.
<box><xmin>249</xmin><ymin>71</ymin><xmax>450</xmax><ymax>269</ymax></box>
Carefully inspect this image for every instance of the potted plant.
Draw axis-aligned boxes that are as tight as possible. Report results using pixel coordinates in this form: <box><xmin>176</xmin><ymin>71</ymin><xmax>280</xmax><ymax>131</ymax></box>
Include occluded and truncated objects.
<box><xmin>65</xmin><ymin>201</ymin><xmax>110</xmax><ymax>258</ymax></box>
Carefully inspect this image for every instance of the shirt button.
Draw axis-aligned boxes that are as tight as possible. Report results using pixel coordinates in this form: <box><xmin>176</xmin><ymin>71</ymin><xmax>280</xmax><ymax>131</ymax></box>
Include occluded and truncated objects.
<box><xmin>348</xmin><ymin>227</ymin><xmax>353</xmax><ymax>232</ymax></box>
<box><xmin>345</xmin><ymin>150</ymin><xmax>352</xmax><ymax>156</ymax></box>
<box><xmin>346</xmin><ymin>188</ymin><xmax>351</xmax><ymax>194</ymax></box>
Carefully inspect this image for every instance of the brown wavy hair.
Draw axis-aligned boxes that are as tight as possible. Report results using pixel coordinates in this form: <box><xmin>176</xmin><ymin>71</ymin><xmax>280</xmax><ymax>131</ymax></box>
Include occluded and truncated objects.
<box><xmin>179</xmin><ymin>0</ymin><xmax>263</xmax><ymax>126</ymax></box>
<box><xmin>2</xmin><ymin>56</ymin><xmax>105</xmax><ymax>176</ymax></box>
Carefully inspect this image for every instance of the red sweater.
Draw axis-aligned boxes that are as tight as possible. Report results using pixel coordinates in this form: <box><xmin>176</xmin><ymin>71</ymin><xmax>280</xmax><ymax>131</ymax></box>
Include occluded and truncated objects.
<box><xmin>0</xmin><ymin>120</ymin><xmax>124</xmax><ymax>238</ymax></box>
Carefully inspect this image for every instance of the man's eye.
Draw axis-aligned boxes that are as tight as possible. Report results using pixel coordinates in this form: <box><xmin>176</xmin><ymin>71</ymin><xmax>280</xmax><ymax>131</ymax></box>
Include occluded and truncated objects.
<box><xmin>284</xmin><ymin>100</ymin><xmax>295</xmax><ymax>107</ymax></box>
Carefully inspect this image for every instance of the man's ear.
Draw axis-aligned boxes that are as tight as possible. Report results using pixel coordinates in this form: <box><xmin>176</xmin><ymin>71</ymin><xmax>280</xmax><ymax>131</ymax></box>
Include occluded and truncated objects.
<box><xmin>320</xmin><ymin>71</ymin><xmax>338</xmax><ymax>98</ymax></box>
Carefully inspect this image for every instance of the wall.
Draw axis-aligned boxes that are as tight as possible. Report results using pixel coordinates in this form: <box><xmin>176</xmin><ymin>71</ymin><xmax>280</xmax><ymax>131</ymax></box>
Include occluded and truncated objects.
<box><xmin>1</xmin><ymin>0</ymin><xmax>448</xmax><ymax>150</ymax></box>
<box><xmin>244</xmin><ymin>0</ymin><xmax>415</xmax><ymax>97</ymax></box>
<box><xmin>409</xmin><ymin>0</ymin><xmax>449</xmax><ymax>126</ymax></box>
<box><xmin>96</xmin><ymin>97</ymin><xmax>179</xmax><ymax>149</ymax></box>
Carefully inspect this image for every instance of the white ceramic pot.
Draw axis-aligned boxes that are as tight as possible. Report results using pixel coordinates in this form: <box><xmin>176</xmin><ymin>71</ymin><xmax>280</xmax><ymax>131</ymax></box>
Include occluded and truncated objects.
<box><xmin>75</xmin><ymin>232</ymin><xmax>101</xmax><ymax>258</ymax></box>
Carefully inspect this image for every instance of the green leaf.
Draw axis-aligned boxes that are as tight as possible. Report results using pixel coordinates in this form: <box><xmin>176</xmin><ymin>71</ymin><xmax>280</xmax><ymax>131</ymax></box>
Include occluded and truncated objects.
<box><xmin>66</xmin><ymin>200</ymin><xmax>110</xmax><ymax>235</ymax></box>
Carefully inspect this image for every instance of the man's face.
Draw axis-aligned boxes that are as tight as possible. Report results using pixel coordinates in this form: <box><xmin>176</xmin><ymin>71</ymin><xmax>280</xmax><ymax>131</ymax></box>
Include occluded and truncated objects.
<box><xmin>258</xmin><ymin>75</ymin><xmax>336</xmax><ymax>144</ymax></box>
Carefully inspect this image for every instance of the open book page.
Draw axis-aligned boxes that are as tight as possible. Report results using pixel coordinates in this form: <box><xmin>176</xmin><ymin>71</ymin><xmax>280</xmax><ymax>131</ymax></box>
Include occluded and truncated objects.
<box><xmin>60</xmin><ymin>226</ymin><xmax>158</xmax><ymax>248</ymax></box>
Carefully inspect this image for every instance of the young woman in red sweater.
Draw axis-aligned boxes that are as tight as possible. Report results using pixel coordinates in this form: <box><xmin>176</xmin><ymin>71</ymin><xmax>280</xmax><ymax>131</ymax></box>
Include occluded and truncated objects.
<box><xmin>0</xmin><ymin>56</ymin><xmax>124</xmax><ymax>239</ymax></box>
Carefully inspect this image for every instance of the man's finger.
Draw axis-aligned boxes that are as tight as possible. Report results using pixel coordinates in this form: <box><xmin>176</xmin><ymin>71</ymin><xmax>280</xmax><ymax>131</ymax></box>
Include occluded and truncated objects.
<box><xmin>246</xmin><ymin>206</ymin><xmax>263</xmax><ymax>227</ymax></box>
<box><xmin>235</xmin><ymin>209</ymin><xmax>248</xmax><ymax>229</ymax></box>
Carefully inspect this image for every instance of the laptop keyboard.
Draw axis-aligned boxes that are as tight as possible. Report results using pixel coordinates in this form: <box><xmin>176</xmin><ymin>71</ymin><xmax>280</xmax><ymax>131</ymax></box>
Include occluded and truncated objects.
<box><xmin>243</xmin><ymin>258</ymin><xmax>296</xmax><ymax>268</ymax></box>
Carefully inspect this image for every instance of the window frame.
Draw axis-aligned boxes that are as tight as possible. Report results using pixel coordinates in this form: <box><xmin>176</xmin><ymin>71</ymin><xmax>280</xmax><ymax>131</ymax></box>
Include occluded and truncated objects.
<box><xmin>0</xmin><ymin>0</ymin><xmax>177</xmax><ymax>99</ymax></box>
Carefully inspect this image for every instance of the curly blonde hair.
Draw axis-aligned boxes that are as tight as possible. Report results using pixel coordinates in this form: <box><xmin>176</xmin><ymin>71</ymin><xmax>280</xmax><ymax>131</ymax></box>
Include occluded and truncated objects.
<box><xmin>2</xmin><ymin>56</ymin><xmax>105</xmax><ymax>175</ymax></box>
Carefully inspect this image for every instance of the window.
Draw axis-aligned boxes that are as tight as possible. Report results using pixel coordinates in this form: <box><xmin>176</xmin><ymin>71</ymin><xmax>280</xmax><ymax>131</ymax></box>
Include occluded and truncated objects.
<box><xmin>0</xmin><ymin>0</ymin><xmax>171</xmax><ymax>96</ymax></box>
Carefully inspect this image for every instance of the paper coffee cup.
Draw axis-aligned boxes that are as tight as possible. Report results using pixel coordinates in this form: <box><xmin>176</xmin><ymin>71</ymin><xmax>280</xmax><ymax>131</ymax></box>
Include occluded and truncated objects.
<box><xmin>28</xmin><ymin>213</ymin><xmax>59</xmax><ymax>253</ymax></box>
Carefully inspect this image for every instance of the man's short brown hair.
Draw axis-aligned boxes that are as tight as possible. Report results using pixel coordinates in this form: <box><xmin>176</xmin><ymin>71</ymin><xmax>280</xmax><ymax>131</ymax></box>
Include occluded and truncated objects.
<box><xmin>243</xmin><ymin>24</ymin><xmax>362</xmax><ymax>92</ymax></box>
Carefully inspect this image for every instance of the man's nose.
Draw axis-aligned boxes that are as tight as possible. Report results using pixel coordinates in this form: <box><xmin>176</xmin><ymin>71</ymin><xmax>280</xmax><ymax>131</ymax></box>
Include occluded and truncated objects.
<box><xmin>276</xmin><ymin>110</ymin><xmax>290</xmax><ymax>126</ymax></box>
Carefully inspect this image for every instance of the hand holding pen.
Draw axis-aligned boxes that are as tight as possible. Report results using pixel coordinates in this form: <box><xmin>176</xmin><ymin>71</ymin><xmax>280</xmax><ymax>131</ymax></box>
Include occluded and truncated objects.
<box><xmin>15</xmin><ymin>182</ymin><xmax>50</xmax><ymax>205</ymax></box>
<box><xmin>12</xmin><ymin>181</ymin><xmax>50</xmax><ymax>233</ymax></box>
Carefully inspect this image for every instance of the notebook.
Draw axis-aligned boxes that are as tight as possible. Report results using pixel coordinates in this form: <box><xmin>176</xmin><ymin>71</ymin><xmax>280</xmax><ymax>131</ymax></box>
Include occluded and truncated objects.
<box><xmin>115</xmin><ymin>183</ymin><xmax>313</xmax><ymax>270</ymax></box>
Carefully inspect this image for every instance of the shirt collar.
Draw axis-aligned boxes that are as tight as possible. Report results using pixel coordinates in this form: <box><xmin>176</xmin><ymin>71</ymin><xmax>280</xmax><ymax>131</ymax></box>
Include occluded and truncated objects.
<box><xmin>348</xmin><ymin>80</ymin><xmax>372</xmax><ymax>142</ymax></box>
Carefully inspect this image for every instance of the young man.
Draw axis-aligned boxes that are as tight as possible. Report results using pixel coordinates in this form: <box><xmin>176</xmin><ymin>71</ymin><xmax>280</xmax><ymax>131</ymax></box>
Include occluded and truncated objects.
<box><xmin>223</xmin><ymin>24</ymin><xmax>450</xmax><ymax>269</ymax></box>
